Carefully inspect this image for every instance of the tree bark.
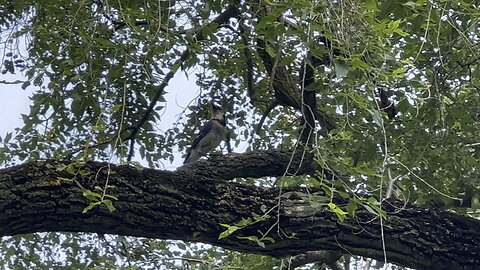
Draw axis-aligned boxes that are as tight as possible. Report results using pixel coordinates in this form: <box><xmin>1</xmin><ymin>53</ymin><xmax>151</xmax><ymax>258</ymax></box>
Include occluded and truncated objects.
<box><xmin>0</xmin><ymin>150</ymin><xmax>479</xmax><ymax>270</ymax></box>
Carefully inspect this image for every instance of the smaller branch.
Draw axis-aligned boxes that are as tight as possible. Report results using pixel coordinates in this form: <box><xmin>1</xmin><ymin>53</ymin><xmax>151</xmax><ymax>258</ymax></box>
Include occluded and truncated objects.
<box><xmin>0</xmin><ymin>80</ymin><xmax>25</xmax><ymax>84</ymax></box>
<box><xmin>113</xmin><ymin>20</ymin><xmax>150</xmax><ymax>31</ymax></box>
<box><xmin>68</xmin><ymin>138</ymin><xmax>114</xmax><ymax>158</ymax></box>
<box><xmin>125</xmin><ymin>50</ymin><xmax>188</xmax><ymax>142</ymax></box>
<box><xmin>255</xmin><ymin>101</ymin><xmax>279</xmax><ymax>135</ymax></box>
<box><xmin>283</xmin><ymin>251</ymin><xmax>343</xmax><ymax>269</ymax></box>
<box><xmin>239</xmin><ymin>18</ymin><xmax>255</xmax><ymax>105</ymax></box>
<box><xmin>465</xmin><ymin>142</ymin><xmax>480</xmax><ymax>147</ymax></box>
<box><xmin>66</xmin><ymin>126</ymin><xmax>136</xmax><ymax>159</ymax></box>
<box><xmin>385</xmin><ymin>168</ymin><xmax>404</xmax><ymax>200</ymax></box>
<box><xmin>363</xmin><ymin>258</ymin><xmax>373</xmax><ymax>270</ymax></box>
<box><xmin>299</xmin><ymin>53</ymin><xmax>318</xmax><ymax>145</ymax></box>
<box><xmin>344</xmin><ymin>255</ymin><xmax>351</xmax><ymax>270</ymax></box>
<box><xmin>378</xmin><ymin>88</ymin><xmax>397</xmax><ymax>120</ymax></box>
<box><xmin>127</xmin><ymin>138</ymin><xmax>135</xmax><ymax>161</ymax></box>
<box><xmin>444</xmin><ymin>57</ymin><xmax>480</xmax><ymax>82</ymax></box>
<box><xmin>225</xmin><ymin>131</ymin><xmax>233</xmax><ymax>153</ymax></box>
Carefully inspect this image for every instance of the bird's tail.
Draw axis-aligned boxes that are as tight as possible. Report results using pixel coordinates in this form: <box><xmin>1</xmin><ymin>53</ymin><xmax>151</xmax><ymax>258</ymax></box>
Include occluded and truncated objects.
<box><xmin>184</xmin><ymin>149</ymin><xmax>200</xmax><ymax>164</ymax></box>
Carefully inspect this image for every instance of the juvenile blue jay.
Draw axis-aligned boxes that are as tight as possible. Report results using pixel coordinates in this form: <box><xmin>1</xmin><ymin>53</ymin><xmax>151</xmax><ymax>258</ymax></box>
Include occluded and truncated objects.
<box><xmin>184</xmin><ymin>103</ymin><xmax>226</xmax><ymax>164</ymax></box>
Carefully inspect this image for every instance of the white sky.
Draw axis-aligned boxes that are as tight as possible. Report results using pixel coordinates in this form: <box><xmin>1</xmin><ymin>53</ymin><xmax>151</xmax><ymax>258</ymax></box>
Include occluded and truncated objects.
<box><xmin>0</xmin><ymin>72</ymin><xmax>31</xmax><ymax>136</ymax></box>
<box><xmin>0</xmin><ymin>68</ymin><xmax>201</xmax><ymax>169</ymax></box>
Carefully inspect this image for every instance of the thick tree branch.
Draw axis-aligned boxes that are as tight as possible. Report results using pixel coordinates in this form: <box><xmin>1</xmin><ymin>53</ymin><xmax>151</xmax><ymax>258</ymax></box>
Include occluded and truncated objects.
<box><xmin>255</xmin><ymin>33</ymin><xmax>336</xmax><ymax>133</ymax></box>
<box><xmin>0</xmin><ymin>151</ymin><xmax>479</xmax><ymax>270</ymax></box>
<box><xmin>256</xmin><ymin>37</ymin><xmax>300</xmax><ymax>109</ymax></box>
<box><xmin>178</xmin><ymin>149</ymin><xmax>326</xmax><ymax>180</ymax></box>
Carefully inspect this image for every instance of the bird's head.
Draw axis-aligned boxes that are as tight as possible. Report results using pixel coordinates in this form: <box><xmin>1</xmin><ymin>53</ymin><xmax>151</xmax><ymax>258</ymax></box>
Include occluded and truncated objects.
<box><xmin>211</xmin><ymin>102</ymin><xmax>225</xmax><ymax>122</ymax></box>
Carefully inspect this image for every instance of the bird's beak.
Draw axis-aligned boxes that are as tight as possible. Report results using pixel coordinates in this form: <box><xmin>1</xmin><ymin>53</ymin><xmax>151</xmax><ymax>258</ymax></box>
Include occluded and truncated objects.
<box><xmin>211</xmin><ymin>103</ymin><xmax>223</xmax><ymax>112</ymax></box>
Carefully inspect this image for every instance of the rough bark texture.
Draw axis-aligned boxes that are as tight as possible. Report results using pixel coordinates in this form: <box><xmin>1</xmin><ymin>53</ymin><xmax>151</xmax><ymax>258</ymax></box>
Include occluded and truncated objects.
<box><xmin>0</xmin><ymin>150</ymin><xmax>479</xmax><ymax>270</ymax></box>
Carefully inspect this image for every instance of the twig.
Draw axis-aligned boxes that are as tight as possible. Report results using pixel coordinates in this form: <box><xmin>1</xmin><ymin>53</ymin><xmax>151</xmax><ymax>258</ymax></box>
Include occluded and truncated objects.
<box><xmin>255</xmin><ymin>101</ymin><xmax>279</xmax><ymax>135</ymax></box>
<box><xmin>299</xmin><ymin>52</ymin><xmax>318</xmax><ymax>146</ymax></box>
<box><xmin>239</xmin><ymin>18</ymin><xmax>255</xmax><ymax>105</ymax></box>
<box><xmin>0</xmin><ymin>80</ymin><xmax>24</xmax><ymax>84</ymax></box>
<box><xmin>127</xmin><ymin>138</ymin><xmax>135</xmax><ymax>161</ymax></box>
<box><xmin>379</xmin><ymin>88</ymin><xmax>397</xmax><ymax>120</ymax></box>
<box><xmin>113</xmin><ymin>20</ymin><xmax>150</xmax><ymax>31</ymax></box>
<box><xmin>126</xmin><ymin>50</ymin><xmax>187</xmax><ymax>161</ymax></box>
<box><xmin>225</xmin><ymin>131</ymin><xmax>233</xmax><ymax>154</ymax></box>
<box><xmin>66</xmin><ymin>126</ymin><xmax>133</xmax><ymax>159</ymax></box>
<box><xmin>281</xmin><ymin>251</ymin><xmax>343</xmax><ymax>269</ymax></box>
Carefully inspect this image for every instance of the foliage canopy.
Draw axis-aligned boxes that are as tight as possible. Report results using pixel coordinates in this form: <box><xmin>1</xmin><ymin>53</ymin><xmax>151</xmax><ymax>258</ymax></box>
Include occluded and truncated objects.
<box><xmin>0</xmin><ymin>0</ymin><xmax>479</xmax><ymax>269</ymax></box>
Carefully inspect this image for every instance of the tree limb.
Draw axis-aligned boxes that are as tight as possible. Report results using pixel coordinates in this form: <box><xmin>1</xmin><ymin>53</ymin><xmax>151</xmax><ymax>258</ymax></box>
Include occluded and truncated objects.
<box><xmin>0</xmin><ymin>151</ymin><xmax>479</xmax><ymax>270</ymax></box>
<box><xmin>255</xmin><ymin>28</ymin><xmax>336</xmax><ymax>133</ymax></box>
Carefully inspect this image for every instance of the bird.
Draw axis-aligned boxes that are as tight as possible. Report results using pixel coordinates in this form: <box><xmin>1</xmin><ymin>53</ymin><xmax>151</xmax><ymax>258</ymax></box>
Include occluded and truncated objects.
<box><xmin>184</xmin><ymin>103</ymin><xmax>226</xmax><ymax>164</ymax></box>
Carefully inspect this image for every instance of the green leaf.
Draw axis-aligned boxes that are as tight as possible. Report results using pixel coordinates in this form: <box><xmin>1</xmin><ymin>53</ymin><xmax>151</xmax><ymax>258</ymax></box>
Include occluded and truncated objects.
<box><xmin>327</xmin><ymin>202</ymin><xmax>348</xmax><ymax>221</ymax></box>
<box><xmin>83</xmin><ymin>189</ymin><xmax>102</xmax><ymax>201</ymax></box>
<box><xmin>102</xmin><ymin>199</ymin><xmax>116</xmax><ymax>212</ymax></box>
<box><xmin>256</xmin><ymin>14</ymin><xmax>276</xmax><ymax>30</ymax></box>
<box><xmin>262</xmin><ymin>236</ymin><xmax>275</xmax><ymax>244</ymax></box>
<box><xmin>364</xmin><ymin>0</ymin><xmax>379</xmax><ymax>11</ymax></box>
<box><xmin>393</xmin><ymin>28</ymin><xmax>409</xmax><ymax>37</ymax></box>
<box><xmin>369</xmin><ymin>109</ymin><xmax>383</xmax><ymax>127</ymax></box>
<box><xmin>21</xmin><ymin>80</ymin><xmax>31</xmax><ymax>89</ymax></box>
<box><xmin>266</xmin><ymin>47</ymin><xmax>277</xmax><ymax>58</ymax></box>
<box><xmin>350</xmin><ymin>57</ymin><xmax>372</xmax><ymax>71</ymax></box>
<box><xmin>252</xmin><ymin>212</ymin><xmax>267</xmax><ymax>222</ymax></box>
<box><xmin>235</xmin><ymin>218</ymin><xmax>253</xmax><ymax>227</ymax></box>
<box><xmin>103</xmin><ymin>194</ymin><xmax>118</xmax><ymax>200</ymax></box>
<box><xmin>238</xmin><ymin>235</ymin><xmax>260</xmax><ymax>244</ymax></box>
<box><xmin>334</xmin><ymin>61</ymin><xmax>349</xmax><ymax>78</ymax></box>
<box><xmin>82</xmin><ymin>201</ymin><xmax>101</xmax><ymax>213</ymax></box>
<box><xmin>218</xmin><ymin>225</ymin><xmax>239</xmax><ymax>240</ymax></box>
<box><xmin>4</xmin><ymin>132</ymin><xmax>12</xmax><ymax>143</ymax></box>
<box><xmin>57</xmin><ymin>177</ymin><xmax>73</xmax><ymax>183</ymax></box>
<box><xmin>310</xmin><ymin>201</ymin><xmax>324</xmax><ymax>208</ymax></box>
<box><xmin>364</xmin><ymin>198</ymin><xmax>387</xmax><ymax>218</ymax></box>
<box><xmin>388</xmin><ymin>19</ymin><xmax>401</xmax><ymax>30</ymax></box>
<box><xmin>391</xmin><ymin>68</ymin><xmax>407</xmax><ymax>78</ymax></box>
<box><xmin>362</xmin><ymin>204</ymin><xmax>377</xmax><ymax>215</ymax></box>
<box><xmin>347</xmin><ymin>199</ymin><xmax>357</xmax><ymax>216</ymax></box>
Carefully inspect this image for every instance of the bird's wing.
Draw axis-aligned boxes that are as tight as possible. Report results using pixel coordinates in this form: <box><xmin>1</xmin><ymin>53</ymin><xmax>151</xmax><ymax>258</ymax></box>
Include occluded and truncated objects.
<box><xmin>184</xmin><ymin>121</ymin><xmax>213</xmax><ymax>164</ymax></box>
<box><xmin>191</xmin><ymin>121</ymin><xmax>213</xmax><ymax>149</ymax></box>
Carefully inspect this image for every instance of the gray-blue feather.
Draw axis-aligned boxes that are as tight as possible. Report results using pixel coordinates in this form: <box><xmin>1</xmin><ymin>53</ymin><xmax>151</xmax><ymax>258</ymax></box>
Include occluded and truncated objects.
<box><xmin>184</xmin><ymin>103</ymin><xmax>226</xmax><ymax>164</ymax></box>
